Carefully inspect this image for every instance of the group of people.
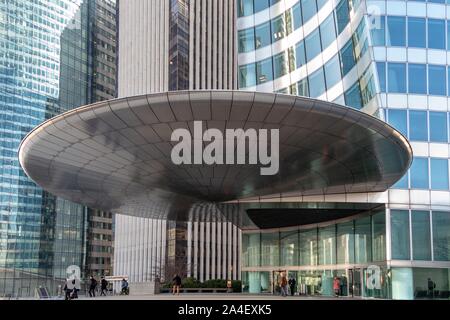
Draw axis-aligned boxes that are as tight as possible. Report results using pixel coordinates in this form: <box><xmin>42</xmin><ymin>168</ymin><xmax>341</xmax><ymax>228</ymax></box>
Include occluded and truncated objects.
<box><xmin>88</xmin><ymin>276</ymin><xmax>110</xmax><ymax>297</ymax></box>
<box><xmin>278</xmin><ymin>273</ymin><xmax>297</xmax><ymax>297</ymax></box>
<box><xmin>63</xmin><ymin>276</ymin><xmax>129</xmax><ymax>299</ymax></box>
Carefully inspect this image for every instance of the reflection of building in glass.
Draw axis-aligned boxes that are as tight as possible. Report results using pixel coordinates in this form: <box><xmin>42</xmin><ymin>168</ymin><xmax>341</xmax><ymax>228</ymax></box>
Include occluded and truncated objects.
<box><xmin>237</xmin><ymin>0</ymin><xmax>450</xmax><ymax>299</ymax></box>
<box><xmin>0</xmin><ymin>0</ymin><xmax>116</xmax><ymax>297</ymax></box>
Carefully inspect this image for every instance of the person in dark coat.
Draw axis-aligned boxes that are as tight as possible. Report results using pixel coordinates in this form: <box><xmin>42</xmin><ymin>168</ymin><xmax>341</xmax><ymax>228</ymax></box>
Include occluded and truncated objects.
<box><xmin>172</xmin><ymin>274</ymin><xmax>182</xmax><ymax>295</ymax></box>
<box><xmin>288</xmin><ymin>277</ymin><xmax>297</xmax><ymax>296</ymax></box>
<box><xmin>100</xmin><ymin>277</ymin><xmax>108</xmax><ymax>296</ymax></box>
<box><xmin>88</xmin><ymin>276</ymin><xmax>97</xmax><ymax>297</ymax></box>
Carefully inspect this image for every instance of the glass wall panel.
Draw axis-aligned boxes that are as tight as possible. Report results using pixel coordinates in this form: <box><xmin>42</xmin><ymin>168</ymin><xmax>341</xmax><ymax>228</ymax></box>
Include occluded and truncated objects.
<box><xmin>377</xmin><ymin>62</ymin><xmax>386</xmax><ymax>92</ymax></box>
<box><xmin>429</xmin><ymin>112</ymin><xmax>448</xmax><ymax>142</ymax></box>
<box><xmin>242</xmin><ymin>233</ymin><xmax>261</xmax><ymax>267</ymax></box>
<box><xmin>388</xmin><ymin>109</ymin><xmax>407</xmax><ymax>137</ymax></box>
<box><xmin>271</xmin><ymin>14</ymin><xmax>285</xmax><ymax>43</ymax></box>
<box><xmin>433</xmin><ymin>211</ymin><xmax>450</xmax><ymax>261</ymax></box>
<box><xmin>238</xmin><ymin>28</ymin><xmax>255</xmax><ymax>53</ymax></box>
<box><xmin>335</xmin><ymin>0</ymin><xmax>350</xmax><ymax>34</ymax></box>
<box><xmin>301</xmin><ymin>0</ymin><xmax>317</xmax><ymax>24</ymax></box>
<box><xmin>299</xmin><ymin>229</ymin><xmax>317</xmax><ymax>266</ymax></box>
<box><xmin>297</xmin><ymin>78</ymin><xmax>309</xmax><ymax>96</ymax></box>
<box><xmin>336</xmin><ymin>221</ymin><xmax>354</xmax><ymax>264</ymax></box>
<box><xmin>355</xmin><ymin>217</ymin><xmax>372</xmax><ymax>263</ymax></box>
<box><xmin>413</xmin><ymin>268</ymin><xmax>450</xmax><ymax>299</ymax></box>
<box><xmin>340</xmin><ymin>40</ymin><xmax>356</xmax><ymax>76</ymax></box>
<box><xmin>305</xmin><ymin>29</ymin><xmax>322</xmax><ymax>62</ymax></box>
<box><xmin>372</xmin><ymin>212</ymin><xmax>386</xmax><ymax>262</ymax></box>
<box><xmin>256</xmin><ymin>58</ymin><xmax>273</xmax><ymax>84</ymax></box>
<box><xmin>388</xmin><ymin>63</ymin><xmax>406</xmax><ymax>93</ymax></box>
<box><xmin>428</xmin><ymin>65</ymin><xmax>446</xmax><ymax>96</ymax></box>
<box><xmin>295</xmin><ymin>41</ymin><xmax>306</xmax><ymax>69</ymax></box>
<box><xmin>238</xmin><ymin>0</ymin><xmax>254</xmax><ymax>17</ymax></box>
<box><xmin>410</xmin><ymin>157</ymin><xmax>429</xmax><ymax>189</ymax></box>
<box><xmin>344</xmin><ymin>83</ymin><xmax>362</xmax><ymax>109</ymax></box>
<box><xmin>393</xmin><ymin>173</ymin><xmax>408</xmax><ymax>189</ymax></box>
<box><xmin>280</xmin><ymin>231</ymin><xmax>299</xmax><ymax>266</ymax></box>
<box><xmin>408</xmin><ymin>17</ymin><xmax>426</xmax><ymax>48</ymax></box>
<box><xmin>324</xmin><ymin>55</ymin><xmax>341</xmax><ymax>89</ymax></box>
<box><xmin>309</xmin><ymin>67</ymin><xmax>326</xmax><ymax>98</ymax></box>
<box><xmin>430</xmin><ymin>158</ymin><xmax>449</xmax><ymax>190</ymax></box>
<box><xmin>239</xmin><ymin>64</ymin><xmax>256</xmax><ymax>88</ymax></box>
<box><xmin>391</xmin><ymin>210</ymin><xmax>411</xmax><ymax>260</ymax></box>
<box><xmin>428</xmin><ymin>19</ymin><xmax>446</xmax><ymax>50</ymax></box>
<box><xmin>371</xmin><ymin>15</ymin><xmax>385</xmax><ymax>46</ymax></box>
<box><xmin>320</xmin><ymin>14</ymin><xmax>336</xmax><ymax>50</ymax></box>
<box><xmin>409</xmin><ymin>110</ymin><xmax>428</xmax><ymax>141</ymax></box>
<box><xmin>292</xmin><ymin>3</ymin><xmax>302</xmax><ymax>30</ymax></box>
<box><xmin>273</xmin><ymin>51</ymin><xmax>289</xmax><ymax>79</ymax></box>
<box><xmin>411</xmin><ymin>211</ymin><xmax>431</xmax><ymax>261</ymax></box>
<box><xmin>387</xmin><ymin>16</ymin><xmax>406</xmax><ymax>46</ymax></box>
<box><xmin>408</xmin><ymin>64</ymin><xmax>427</xmax><ymax>94</ymax></box>
<box><xmin>254</xmin><ymin>0</ymin><xmax>270</xmax><ymax>13</ymax></box>
<box><xmin>319</xmin><ymin>226</ymin><xmax>336</xmax><ymax>265</ymax></box>
<box><xmin>255</xmin><ymin>22</ymin><xmax>271</xmax><ymax>49</ymax></box>
<box><xmin>261</xmin><ymin>232</ymin><xmax>279</xmax><ymax>266</ymax></box>
<box><xmin>392</xmin><ymin>268</ymin><xmax>414</xmax><ymax>300</ymax></box>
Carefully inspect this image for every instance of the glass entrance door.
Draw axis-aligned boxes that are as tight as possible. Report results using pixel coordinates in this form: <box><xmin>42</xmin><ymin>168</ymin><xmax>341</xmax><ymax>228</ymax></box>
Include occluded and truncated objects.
<box><xmin>349</xmin><ymin>268</ymin><xmax>362</xmax><ymax>297</ymax></box>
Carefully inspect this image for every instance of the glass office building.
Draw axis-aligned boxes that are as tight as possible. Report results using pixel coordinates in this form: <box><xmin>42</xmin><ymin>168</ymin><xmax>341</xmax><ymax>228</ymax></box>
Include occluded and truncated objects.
<box><xmin>237</xmin><ymin>0</ymin><xmax>450</xmax><ymax>299</ymax></box>
<box><xmin>0</xmin><ymin>0</ymin><xmax>116</xmax><ymax>297</ymax></box>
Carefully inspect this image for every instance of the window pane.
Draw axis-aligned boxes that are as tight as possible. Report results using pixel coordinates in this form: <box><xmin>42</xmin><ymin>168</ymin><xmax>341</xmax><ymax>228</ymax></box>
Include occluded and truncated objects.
<box><xmin>408</xmin><ymin>64</ymin><xmax>426</xmax><ymax>94</ymax></box>
<box><xmin>292</xmin><ymin>3</ymin><xmax>302</xmax><ymax>30</ymax></box>
<box><xmin>256</xmin><ymin>58</ymin><xmax>273</xmax><ymax>84</ymax></box>
<box><xmin>295</xmin><ymin>41</ymin><xmax>306</xmax><ymax>69</ymax></box>
<box><xmin>242</xmin><ymin>233</ymin><xmax>260</xmax><ymax>267</ymax></box>
<box><xmin>324</xmin><ymin>55</ymin><xmax>341</xmax><ymax>89</ymax></box>
<box><xmin>355</xmin><ymin>217</ymin><xmax>371</xmax><ymax>263</ymax></box>
<box><xmin>393</xmin><ymin>173</ymin><xmax>408</xmax><ymax>189</ymax></box>
<box><xmin>238</xmin><ymin>0</ymin><xmax>254</xmax><ymax>17</ymax></box>
<box><xmin>428</xmin><ymin>65</ymin><xmax>446</xmax><ymax>96</ymax></box>
<box><xmin>309</xmin><ymin>67</ymin><xmax>326</xmax><ymax>98</ymax></box>
<box><xmin>409</xmin><ymin>110</ymin><xmax>428</xmax><ymax>141</ymax></box>
<box><xmin>280</xmin><ymin>231</ymin><xmax>299</xmax><ymax>266</ymax></box>
<box><xmin>433</xmin><ymin>211</ymin><xmax>450</xmax><ymax>261</ymax></box>
<box><xmin>238</xmin><ymin>28</ymin><xmax>255</xmax><ymax>53</ymax></box>
<box><xmin>344</xmin><ymin>82</ymin><xmax>363</xmax><ymax>109</ymax></box>
<box><xmin>428</xmin><ymin>19</ymin><xmax>445</xmax><ymax>50</ymax></box>
<box><xmin>271</xmin><ymin>14</ymin><xmax>286</xmax><ymax>43</ymax></box>
<box><xmin>254</xmin><ymin>0</ymin><xmax>270</xmax><ymax>13</ymax></box>
<box><xmin>372</xmin><ymin>212</ymin><xmax>386</xmax><ymax>262</ymax></box>
<box><xmin>305</xmin><ymin>29</ymin><xmax>321</xmax><ymax>62</ymax></box>
<box><xmin>391</xmin><ymin>210</ymin><xmax>411</xmax><ymax>260</ymax></box>
<box><xmin>387</xmin><ymin>16</ymin><xmax>406</xmax><ymax>46</ymax></box>
<box><xmin>335</xmin><ymin>0</ymin><xmax>350</xmax><ymax>34</ymax></box>
<box><xmin>239</xmin><ymin>63</ymin><xmax>256</xmax><ymax>88</ymax></box>
<box><xmin>410</xmin><ymin>157</ymin><xmax>429</xmax><ymax>189</ymax></box>
<box><xmin>320</xmin><ymin>14</ymin><xmax>336</xmax><ymax>50</ymax></box>
<box><xmin>255</xmin><ymin>22</ymin><xmax>271</xmax><ymax>49</ymax></box>
<box><xmin>318</xmin><ymin>225</ymin><xmax>336</xmax><ymax>265</ymax></box>
<box><xmin>301</xmin><ymin>0</ymin><xmax>317</xmax><ymax>24</ymax></box>
<box><xmin>273</xmin><ymin>51</ymin><xmax>289</xmax><ymax>79</ymax></box>
<box><xmin>299</xmin><ymin>229</ymin><xmax>317</xmax><ymax>266</ymax></box>
<box><xmin>411</xmin><ymin>211</ymin><xmax>431</xmax><ymax>261</ymax></box>
<box><xmin>388</xmin><ymin>109</ymin><xmax>407</xmax><ymax>137</ymax></box>
<box><xmin>429</xmin><ymin>112</ymin><xmax>448</xmax><ymax>142</ymax></box>
<box><xmin>431</xmin><ymin>158</ymin><xmax>449</xmax><ymax>190</ymax></box>
<box><xmin>340</xmin><ymin>40</ymin><xmax>355</xmax><ymax>76</ymax></box>
<box><xmin>388</xmin><ymin>63</ymin><xmax>406</xmax><ymax>93</ymax></box>
<box><xmin>408</xmin><ymin>17</ymin><xmax>426</xmax><ymax>48</ymax></box>
<box><xmin>371</xmin><ymin>15</ymin><xmax>385</xmax><ymax>46</ymax></box>
<box><xmin>337</xmin><ymin>221</ymin><xmax>354</xmax><ymax>264</ymax></box>
<box><xmin>297</xmin><ymin>78</ymin><xmax>309</xmax><ymax>96</ymax></box>
<box><xmin>261</xmin><ymin>232</ymin><xmax>279</xmax><ymax>266</ymax></box>
<box><xmin>377</xmin><ymin>62</ymin><xmax>386</xmax><ymax>92</ymax></box>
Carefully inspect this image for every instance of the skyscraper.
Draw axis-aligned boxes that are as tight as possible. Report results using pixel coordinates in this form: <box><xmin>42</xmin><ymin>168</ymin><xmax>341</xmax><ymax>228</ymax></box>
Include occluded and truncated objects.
<box><xmin>0</xmin><ymin>0</ymin><xmax>116</xmax><ymax>297</ymax></box>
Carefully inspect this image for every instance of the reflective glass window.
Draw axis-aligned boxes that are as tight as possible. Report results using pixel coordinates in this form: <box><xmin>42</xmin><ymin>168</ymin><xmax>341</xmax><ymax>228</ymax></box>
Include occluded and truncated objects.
<box><xmin>391</xmin><ymin>210</ymin><xmax>411</xmax><ymax>260</ymax></box>
<box><xmin>273</xmin><ymin>51</ymin><xmax>289</xmax><ymax>79</ymax></box>
<box><xmin>411</xmin><ymin>211</ymin><xmax>431</xmax><ymax>261</ymax></box>
<box><xmin>428</xmin><ymin>19</ymin><xmax>446</xmax><ymax>50</ymax></box>
<box><xmin>242</xmin><ymin>233</ymin><xmax>260</xmax><ymax>267</ymax></box>
<box><xmin>324</xmin><ymin>55</ymin><xmax>341</xmax><ymax>89</ymax></box>
<box><xmin>320</xmin><ymin>14</ymin><xmax>336</xmax><ymax>50</ymax></box>
<box><xmin>355</xmin><ymin>217</ymin><xmax>371</xmax><ymax>263</ymax></box>
<box><xmin>238</xmin><ymin>28</ymin><xmax>255</xmax><ymax>53</ymax></box>
<box><xmin>254</xmin><ymin>0</ymin><xmax>270</xmax><ymax>13</ymax></box>
<box><xmin>297</xmin><ymin>78</ymin><xmax>309</xmax><ymax>96</ymax></box>
<box><xmin>305</xmin><ymin>29</ymin><xmax>321</xmax><ymax>62</ymax></box>
<box><xmin>408</xmin><ymin>64</ymin><xmax>427</xmax><ymax>94</ymax></box>
<box><xmin>433</xmin><ymin>211</ymin><xmax>450</xmax><ymax>261</ymax></box>
<box><xmin>410</xmin><ymin>157</ymin><xmax>429</xmax><ymax>189</ymax></box>
<box><xmin>429</xmin><ymin>65</ymin><xmax>446</xmax><ymax>96</ymax></box>
<box><xmin>238</xmin><ymin>0</ymin><xmax>254</xmax><ymax>17</ymax></box>
<box><xmin>271</xmin><ymin>14</ymin><xmax>286</xmax><ymax>43</ymax></box>
<box><xmin>309</xmin><ymin>67</ymin><xmax>326</xmax><ymax>98</ymax></box>
<box><xmin>393</xmin><ymin>173</ymin><xmax>408</xmax><ymax>189</ymax></box>
<box><xmin>335</xmin><ymin>0</ymin><xmax>350</xmax><ymax>34</ymax></box>
<box><xmin>239</xmin><ymin>63</ymin><xmax>256</xmax><ymax>88</ymax></box>
<box><xmin>261</xmin><ymin>232</ymin><xmax>279</xmax><ymax>266</ymax></box>
<box><xmin>372</xmin><ymin>212</ymin><xmax>386</xmax><ymax>262</ymax></box>
<box><xmin>387</xmin><ymin>16</ymin><xmax>406</xmax><ymax>46</ymax></box>
<box><xmin>339</xmin><ymin>40</ymin><xmax>355</xmax><ymax>76</ymax></box>
<box><xmin>337</xmin><ymin>221</ymin><xmax>354</xmax><ymax>264</ymax></box>
<box><xmin>344</xmin><ymin>82</ymin><xmax>363</xmax><ymax>109</ymax></box>
<box><xmin>408</xmin><ymin>17</ymin><xmax>426</xmax><ymax>48</ymax></box>
<box><xmin>316</xmin><ymin>0</ymin><xmax>327</xmax><ymax>10</ymax></box>
<box><xmin>319</xmin><ymin>226</ymin><xmax>336</xmax><ymax>265</ymax></box>
<box><xmin>409</xmin><ymin>110</ymin><xmax>428</xmax><ymax>141</ymax></box>
<box><xmin>377</xmin><ymin>62</ymin><xmax>386</xmax><ymax>92</ymax></box>
<box><xmin>256</xmin><ymin>58</ymin><xmax>273</xmax><ymax>84</ymax></box>
<box><xmin>388</xmin><ymin>63</ymin><xmax>406</xmax><ymax>93</ymax></box>
<box><xmin>388</xmin><ymin>109</ymin><xmax>408</xmax><ymax>137</ymax></box>
<box><xmin>429</xmin><ymin>111</ymin><xmax>448</xmax><ymax>142</ymax></box>
<box><xmin>280</xmin><ymin>231</ymin><xmax>299</xmax><ymax>266</ymax></box>
<box><xmin>431</xmin><ymin>158</ymin><xmax>449</xmax><ymax>190</ymax></box>
<box><xmin>255</xmin><ymin>22</ymin><xmax>271</xmax><ymax>49</ymax></box>
<box><xmin>299</xmin><ymin>229</ymin><xmax>317</xmax><ymax>266</ymax></box>
<box><xmin>295</xmin><ymin>41</ymin><xmax>306</xmax><ymax>69</ymax></box>
<box><xmin>371</xmin><ymin>15</ymin><xmax>385</xmax><ymax>46</ymax></box>
<box><xmin>301</xmin><ymin>0</ymin><xmax>317</xmax><ymax>24</ymax></box>
<box><xmin>292</xmin><ymin>3</ymin><xmax>303</xmax><ymax>30</ymax></box>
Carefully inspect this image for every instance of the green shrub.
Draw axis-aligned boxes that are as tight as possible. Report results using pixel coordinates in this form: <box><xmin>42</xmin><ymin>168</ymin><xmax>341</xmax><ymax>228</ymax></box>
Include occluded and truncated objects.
<box><xmin>182</xmin><ymin>277</ymin><xmax>201</xmax><ymax>288</ymax></box>
<box><xmin>232</xmin><ymin>280</ymin><xmax>242</xmax><ymax>293</ymax></box>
